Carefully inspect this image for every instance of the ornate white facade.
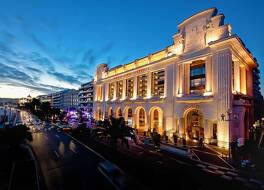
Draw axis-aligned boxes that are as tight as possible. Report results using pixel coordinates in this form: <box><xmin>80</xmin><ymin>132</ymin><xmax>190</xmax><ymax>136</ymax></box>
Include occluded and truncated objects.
<box><xmin>93</xmin><ymin>8</ymin><xmax>256</xmax><ymax>148</ymax></box>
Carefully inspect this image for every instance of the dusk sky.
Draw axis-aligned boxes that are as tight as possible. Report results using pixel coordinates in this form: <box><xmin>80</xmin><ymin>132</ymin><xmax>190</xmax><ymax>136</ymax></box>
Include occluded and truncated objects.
<box><xmin>0</xmin><ymin>0</ymin><xmax>263</xmax><ymax>98</ymax></box>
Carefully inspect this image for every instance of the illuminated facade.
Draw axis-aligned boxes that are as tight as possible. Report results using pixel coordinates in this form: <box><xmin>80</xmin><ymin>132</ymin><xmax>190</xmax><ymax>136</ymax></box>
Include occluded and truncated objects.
<box><xmin>93</xmin><ymin>8</ymin><xmax>257</xmax><ymax>148</ymax></box>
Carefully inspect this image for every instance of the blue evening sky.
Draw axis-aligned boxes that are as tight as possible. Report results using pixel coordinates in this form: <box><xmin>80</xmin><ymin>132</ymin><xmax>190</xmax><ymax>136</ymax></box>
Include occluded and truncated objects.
<box><xmin>0</xmin><ymin>0</ymin><xmax>263</xmax><ymax>98</ymax></box>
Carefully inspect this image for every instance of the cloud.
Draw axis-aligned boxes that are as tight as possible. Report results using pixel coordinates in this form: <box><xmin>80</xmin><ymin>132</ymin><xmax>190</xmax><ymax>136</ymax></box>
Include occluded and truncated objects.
<box><xmin>26</xmin><ymin>66</ymin><xmax>43</xmax><ymax>74</ymax></box>
<box><xmin>0</xmin><ymin>62</ymin><xmax>34</xmax><ymax>83</ymax></box>
<box><xmin>47</xmin><ymin>71</ymin><xmax>81</xmax><ymax>85</ymax></box>
<box><xmin>82</xmin><ymin>49</ymin><xmax>95</xmax><ymax>66</ymax></box>
<box><xmin>99</xmin><ymin>42</ymin><xmax>115</xmax><ymax>53</ymax></box>
<box><xmin>0</xmin><ymin>13</ymin><xmax>120</xmax><ymax>97</ymax></box>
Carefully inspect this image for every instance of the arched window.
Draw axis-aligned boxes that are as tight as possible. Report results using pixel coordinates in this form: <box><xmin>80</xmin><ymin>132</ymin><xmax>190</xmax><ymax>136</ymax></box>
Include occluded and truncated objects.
<box><xmin>153</xmin><ymin>109</ymin><xmax>159</xmax><ymax>120</ymax></box>
<box><xmin>127</xmin><ymin>108</ymin><xmax>133</xmax><ymax>118</ymax></box>
<box><xmin>118</xmin><ymin>108</ymin><xmax>122</xmax><ymax>117</ymax></box>
<box><xmin>108</xmin><ymin>108</ymin><xmax>113</xmax><ymax>117</ymax></box>
<box><xmin>139</xmin><ymin>108</ymin><xmax>145</xmax><ymax>126</ymax></box>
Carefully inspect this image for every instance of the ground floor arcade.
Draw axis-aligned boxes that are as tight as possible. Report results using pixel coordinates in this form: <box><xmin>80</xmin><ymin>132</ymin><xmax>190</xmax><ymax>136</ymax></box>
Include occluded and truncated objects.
<box><xmin>93</xmin><ymin>102</ymin><xmax>251</xmax><ymax>148</ymax></box>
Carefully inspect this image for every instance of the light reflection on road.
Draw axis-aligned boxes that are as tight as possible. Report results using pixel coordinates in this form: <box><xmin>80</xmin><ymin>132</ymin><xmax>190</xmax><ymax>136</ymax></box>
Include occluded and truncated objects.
<box><xmin>69</xmin><ymin>140</ymin><xmax>77</xmax><ymax>153</ymax></box>
<box><xmin>58</xmin><ymin>142</ymin><xmax>65</xmax><ymax>155</ymax></box>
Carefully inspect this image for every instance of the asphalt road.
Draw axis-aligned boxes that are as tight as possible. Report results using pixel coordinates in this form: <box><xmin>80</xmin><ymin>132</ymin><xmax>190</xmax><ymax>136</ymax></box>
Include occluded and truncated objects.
<box><xmin>29</xmin><ymin>124</ymin><xmax>116</xmax><ymax>190</ymax></box>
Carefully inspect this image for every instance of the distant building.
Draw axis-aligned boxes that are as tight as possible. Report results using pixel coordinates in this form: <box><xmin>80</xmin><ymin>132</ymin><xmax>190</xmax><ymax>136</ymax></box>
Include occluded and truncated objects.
<box><xmin>51</xmin><ymin>89</ymin><xmax>79</xmax><ymax>111</ymax></box>
<box><xmin>78</xmin><ymin>80</ymin><xmax>94</xmax><ymax>117</ymax></box>
<box><xmin>51</xmin><ymin>91</ymin><xmax>62</xmax><ymax>109</ymax></box>
<box><xmin>18</xmin><ymin>94</ymin><xmax>32</xmax><ymax>106</ymax></box>
<box><xmin>36</xmin><ymin>94</ymin><xmax>52</xmax><ymax>104</ymax></box>
<box><xmin>253</xmin><ymin>62</ymin><xmax>264</xmax><ymax>121</ymax></box>
<box><xmin>0</xmin><ymin>98</ymin><xmax>18</xmax><ymax>107</ymax></box>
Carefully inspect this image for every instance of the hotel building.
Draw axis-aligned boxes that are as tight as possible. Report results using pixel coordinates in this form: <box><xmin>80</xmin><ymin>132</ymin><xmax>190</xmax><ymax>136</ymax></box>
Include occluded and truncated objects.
<box><xmin>79</xmin><ymin>80</ymin><xmax>94</xmax><ymax>117</ymax></box>
<box><xmin>93</xmin><ymin>8</ymin><xmax>257</xmax><ymax>148</ymax></box>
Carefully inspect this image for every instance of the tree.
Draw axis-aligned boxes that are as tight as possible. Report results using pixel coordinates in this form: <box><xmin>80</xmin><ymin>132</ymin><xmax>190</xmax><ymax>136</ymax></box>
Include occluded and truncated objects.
<box><xmin>40</xmin><ymin>102</ymin><xmax>51</xmax><ymax>120</ymax></box>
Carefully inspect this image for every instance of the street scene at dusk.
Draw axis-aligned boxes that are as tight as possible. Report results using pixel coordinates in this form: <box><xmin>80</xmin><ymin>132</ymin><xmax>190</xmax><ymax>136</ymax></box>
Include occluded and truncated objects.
<box><xmin>1</xmin><ymin>0</ymin><xmax>264</xmax><ymax>190</ymax></box>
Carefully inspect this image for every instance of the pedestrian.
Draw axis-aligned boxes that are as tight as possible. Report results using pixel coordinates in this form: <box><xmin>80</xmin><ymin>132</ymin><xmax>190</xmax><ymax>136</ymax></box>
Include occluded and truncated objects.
<box><xmin>165</xmin><ymin>135</ymin><xmax>168</xmax><ymax>143</ymax></box>
<box><xmin>199</xmin><ymin>137</ymin><xmax>204</xmax><ymax>147</ymax></box>
<box><xmin>182</xmin><ymin>137</ymin><xmax>186</xmax><ymax>147</ymax></box>
<box><xmin>143</xmin><ymin>131</ymin><xmax>149</xmax><ymax>146</ymax></box>
<box><xmin>173</xmin><ymin>133</ymin><xmax>178</xmax><ymax>145</ymax></box>
<box><xmin>157</xmin><ymin>133</ymin><xmax>161</xmax><ymax>151</ymax></box>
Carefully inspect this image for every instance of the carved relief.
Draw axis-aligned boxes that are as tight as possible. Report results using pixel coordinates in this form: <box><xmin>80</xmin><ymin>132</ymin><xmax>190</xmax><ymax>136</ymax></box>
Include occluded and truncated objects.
<box><xmin>173</xmin><ymin>33</ymin><xmax>185</xmax><ymax>55</ymax></box>
<box><xmin>96</xmin><ymin>64</ymin><xmax>108</xmax><ymax>81</ymax></box>
<box><xmin>173</xmin><ymin>8</ymin><xmax>231</xmax><ymax>53</ymax></box>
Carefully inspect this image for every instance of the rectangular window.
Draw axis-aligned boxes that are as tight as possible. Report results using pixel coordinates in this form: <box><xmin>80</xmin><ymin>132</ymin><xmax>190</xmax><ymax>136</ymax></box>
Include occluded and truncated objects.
<box><xmin>116</xmin><ymin>80</ymin><xmax>123</xmax><ymax>99</ymax></box>
<box><xmin>96</xmin><ymin>86</ymin><xmax>102</xmax><ymax>101</ymax></box>
<box><xmin>126</xmin><ymin>78</ymin><xmax>134</xmax><ymax>98</ymax></box>
<box><xmin>190</xmin><ymin>61</ymin><xmax>206</xmax><ymax>94</ymax></box>
<box><xmin>109</xmin><ymin>83</ymin><xmax>114</xmax><ymax>100</ymax></box>
<box><xmin>137</xmin><ymin>74</ymin><xmax>148</xmax><ymax>98</ymax></box>
<box><xmin>151</xmin><ymin>70</ymin><xmax>165</xmax><ymax>97</ymax></box>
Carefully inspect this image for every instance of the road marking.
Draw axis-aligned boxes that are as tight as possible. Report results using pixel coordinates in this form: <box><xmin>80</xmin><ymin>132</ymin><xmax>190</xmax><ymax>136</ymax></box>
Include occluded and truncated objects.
<box><xmin>53</xmin><ymin>150</ymin><xmax>60</xmax><ymax>159</ymax></box>
<box><xmin>55</xmin><ymin>134</ymin><xmax>60</xmax><ymax>138</ymax></box>
<box><xmin>217</xmin><ymin>155</ymin><xmax>235</xmax><ymax>169</ymax></box>
<box><xmin>65</xmin><ymin>133</ymin><xmax>108</xmax><ymax>161</ymax></box>
<box><xmin>70</xmin><ymin>148</ymin><xmax>77</xmax><ymax>154</ymax></box>
<box><xmin>191</xmin><ymin>149</ymin><xmax>201</xmax><ymax>161</ymax></box>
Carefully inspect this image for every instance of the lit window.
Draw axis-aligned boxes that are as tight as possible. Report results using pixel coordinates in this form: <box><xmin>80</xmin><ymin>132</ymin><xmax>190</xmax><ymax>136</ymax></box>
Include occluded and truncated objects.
<box><xmin>139</xmin><ymin>108</ymin><xmax>145</xmax><ymax>126</ymax></box>
<box><xmin>137</xmin><ymin>75</ymin><xmax>147</xmax><ymax>98</ymax></box>
<box><xmin>126</xmin><ymin>78</ymin><xmax>134</xmax><ymax>98</ymax></box>
<box><xmin>116</xmin><ymin>80</ymin><xmax>123</xmax><ymax>99</ymax></box>
<box><xmin>190</xmin><ymin>60</ymin><xmax>206</xmax><ymax>94</ymax></box>
<box><xmin>152</xmin><ymin>70</ymin><xmax>165</xmax><ymax>97</ymax></box>
<box><xmin>109</xmin><ymin>83</ymin><xmax>115</xmax><ymax>100</ymax></box>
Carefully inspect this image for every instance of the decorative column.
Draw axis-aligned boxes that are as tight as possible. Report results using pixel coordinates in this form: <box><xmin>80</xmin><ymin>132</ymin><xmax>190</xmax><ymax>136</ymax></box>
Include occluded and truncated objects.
<box><xmin>105</xmin><ymin>83</ymin><xmax>109</xmax><ymax>101</ymax></box>
<box><xmin>240</xmin><ymin>66</ymin><xmax>247</xmax><ymax>95</ymax></box>
<box><xmin>233</xmin><ymin>61</ymin><xmax>240</xmax><ymax>93</ymax></box>
<box><xmin>205</xmin><ymin>56</ymin><xmax>213</xmax><ymax>94</ymax></box>
<box><xmin>147</xmin><ymin>72</ymin><xmax>152</xmax><ymax>98</ymax></box>
<box><xmin>178</xmin><ymin>117</ymin><xmax>185</xmax><ymax>137</ymax></box>
<box><xmin>113</xmin><ymin>81</ymin><xmax>117</xmax><ymax>100</ymax></box>
<box><xmin>133</xmin><ymin>76</ymin><xmax>137</xmax><ymax>99</ymax></box>
<box><xmin>178</xmin><ymin>64</ymin><xmax>184</xmax><ymax>95</ymax></box>
<box><xmin>184</xmin><ymin>63</ymin><xmax>190</xmax><ymax>94</ymax></box>
<box><xmin>215</xmin><ymin>49</ymin><xmax>232</xmax><ymax>148</ymax></box>
<box><xmin>204</xmin><ymin>119</ymin><xmax>212</xmax><ymax>144</ymax></box>
<box><xmin>122</xmin><ymin>79</ymin><xmax>126</xmax><ymax>100</ymax></box>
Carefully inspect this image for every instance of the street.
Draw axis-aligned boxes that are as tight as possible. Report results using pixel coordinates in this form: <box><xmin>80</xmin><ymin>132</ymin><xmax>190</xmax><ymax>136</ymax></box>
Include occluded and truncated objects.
<box><xmin>20</xmin><ymin>111</ymin><xmax>120</xmax><ymax>190</ymax></box>
<box><xmin>16</xmin><ymin>111</ymin><xmax>263</xmax><ymax>190</ymax></box>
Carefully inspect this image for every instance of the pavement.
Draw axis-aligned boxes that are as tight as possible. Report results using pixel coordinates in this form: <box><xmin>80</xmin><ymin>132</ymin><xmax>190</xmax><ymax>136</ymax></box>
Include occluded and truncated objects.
<box><xmin>87</xmin><ymin>133</ymin><xmax>264</xmax><ymax>189</ymax></box>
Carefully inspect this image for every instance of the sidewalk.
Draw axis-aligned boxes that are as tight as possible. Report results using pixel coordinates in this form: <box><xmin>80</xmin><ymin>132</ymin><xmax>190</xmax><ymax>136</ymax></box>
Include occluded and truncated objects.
<box><xmin>138</xmin><ymin>134</ymin><xmax>232</xmax><ymax>167</ymax></box>
<box><xmin>90</xmin><ymin>135</ymin><xmax>264</xmax><ymax>189</ymax></box>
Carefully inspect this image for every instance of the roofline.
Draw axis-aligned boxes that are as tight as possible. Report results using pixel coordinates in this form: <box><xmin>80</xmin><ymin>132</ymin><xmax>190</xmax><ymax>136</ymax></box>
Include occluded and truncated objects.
<box><xmin>178</xmin><ymin>7</ymin><xmax>217</xmax><ymax>28</ymax></box>
<box><xmin>209</xmin><ymin>35</ymin><xmax>256</xmax><ymax>67</ymax></box>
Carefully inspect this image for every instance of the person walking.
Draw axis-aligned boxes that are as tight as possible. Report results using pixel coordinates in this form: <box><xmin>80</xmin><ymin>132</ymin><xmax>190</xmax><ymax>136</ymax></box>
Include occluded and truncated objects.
<box><xmin>143</xmin><ymin>131</ymin><xmax>149</xmax><ymax>147</ymax></box>
<box><xmin>182</xmin><ymin>137</ymin><xmax>187</xmax><ymax>147</ymax></box>
<box><xmin>199</xmin><ymin>137</ymin><xmax>204</xmax><ymax>148</ymax></box>
<box><xmin>173</xmin><ymin>133</ymin><xmax>178</xmax><ymax>145</ymax></box>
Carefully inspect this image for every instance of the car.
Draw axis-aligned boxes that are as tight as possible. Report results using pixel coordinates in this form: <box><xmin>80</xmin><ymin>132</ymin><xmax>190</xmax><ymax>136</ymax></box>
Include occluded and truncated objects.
<box><xmin>32</xmin><ymin>127</ymin><xmax>41</xmax><ymax>133</ymax></box>
<box><xmin>61</xmin><ymin>125</ymin><xmax>72</xmax><ymax>132</ymax></box>
<box><xmin>98</xmin><ymin>161</ymin><xmax>142</xmax><ymax>190</ymax></box>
